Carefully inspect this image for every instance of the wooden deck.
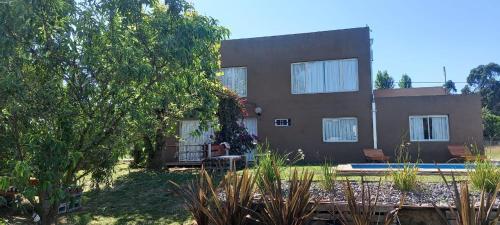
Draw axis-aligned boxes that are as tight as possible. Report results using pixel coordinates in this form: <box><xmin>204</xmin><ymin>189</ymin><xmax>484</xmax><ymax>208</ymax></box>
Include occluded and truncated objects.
<box><xmin>164</xmin><ymin>161</ymin><xmax>203</xmax><ymax>168</ymax></box>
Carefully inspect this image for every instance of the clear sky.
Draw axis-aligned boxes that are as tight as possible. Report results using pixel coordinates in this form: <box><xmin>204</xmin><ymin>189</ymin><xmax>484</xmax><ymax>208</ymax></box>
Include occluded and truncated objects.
<box><xmin>192</xmin><ymin>0</ymin><xmax>500</xmax><ymax>90</ymax></box>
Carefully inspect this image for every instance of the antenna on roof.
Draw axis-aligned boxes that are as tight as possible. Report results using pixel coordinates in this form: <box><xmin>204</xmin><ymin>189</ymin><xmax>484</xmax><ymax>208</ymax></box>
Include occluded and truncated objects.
<box><xmin>443</xmin><ymin>66</ymin><xmax>447</xmax><ymax>85</ymax></box>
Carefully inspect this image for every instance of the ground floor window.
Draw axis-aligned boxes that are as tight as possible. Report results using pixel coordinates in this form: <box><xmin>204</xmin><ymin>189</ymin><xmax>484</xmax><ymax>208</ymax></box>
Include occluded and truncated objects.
<box><xmin>322</xmin><ymin>117</ymin><xmax>358</xmax><ymax>142</ymax></box>
<box><xmin>409</xmin><ymin>115</ymin><xmax>449</xmax><ymax>141</ymax></box>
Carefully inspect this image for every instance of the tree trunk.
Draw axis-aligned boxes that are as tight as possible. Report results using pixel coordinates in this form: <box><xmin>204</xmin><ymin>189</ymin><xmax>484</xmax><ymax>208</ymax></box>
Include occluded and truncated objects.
<box><xmin>131</xmin><ymin>142</ymin><xmax>143</xmax><ymax>167</ymax></box>
<box><xmin>39</xmin><ymin>191</ymin><xmax>59</xmax><ymax>225</ymax></box>
<box><xmin>144</xmin><ymin>130</ymin><xmax>168</xmax><ymax>170</ymax></box>
<box><xmin>144</xmin><ymin>135</ymin><xmax>155</xmax><ymax>170</ymax></box>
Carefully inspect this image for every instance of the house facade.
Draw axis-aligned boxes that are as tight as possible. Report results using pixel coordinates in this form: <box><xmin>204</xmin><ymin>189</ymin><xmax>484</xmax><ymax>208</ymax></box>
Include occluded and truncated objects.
<box><xmin>168</xmin><ymin>27</ymin><xmax>483</xmax><ymax>164</ymax></box>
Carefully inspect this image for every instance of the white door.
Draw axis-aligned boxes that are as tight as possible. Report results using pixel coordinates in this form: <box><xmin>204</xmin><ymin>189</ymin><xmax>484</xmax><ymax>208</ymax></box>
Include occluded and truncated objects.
<box><xmin>242</xmin><ymin>118</ymin><xmax>258</xmax><ymax>161</ymax></box>
<box><xmin>179</xmin><ymin>120</ymin><xmax>213</xmax><ymax>161</ymax></box>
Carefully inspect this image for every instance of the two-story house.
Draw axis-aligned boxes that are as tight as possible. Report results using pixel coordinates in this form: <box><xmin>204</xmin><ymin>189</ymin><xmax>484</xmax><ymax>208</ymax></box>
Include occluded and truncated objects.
<box><xmin>166</xmin><ymin>27</ymin><xmax>483</xmax><ymax>164</ymax></box>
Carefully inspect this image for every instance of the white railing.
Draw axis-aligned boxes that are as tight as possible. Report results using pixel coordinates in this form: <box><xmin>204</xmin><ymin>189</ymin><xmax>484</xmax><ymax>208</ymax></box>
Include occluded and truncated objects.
<box><xmin>178</xmin><ymin>144</ymin><xmax>205</xmax><ymax>162</ymax></box>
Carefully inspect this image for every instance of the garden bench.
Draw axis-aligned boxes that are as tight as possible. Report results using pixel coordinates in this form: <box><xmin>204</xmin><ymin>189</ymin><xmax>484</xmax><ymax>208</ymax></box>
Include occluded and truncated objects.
<box><xmin>363</xmin><ymin>149</ymin><xmax>390</xmax><ymax>162</ymax></box>
<box><xmin>447</xmin><ymin>145</ymin><xmax>486</xmax><ymax>161</ymax></box>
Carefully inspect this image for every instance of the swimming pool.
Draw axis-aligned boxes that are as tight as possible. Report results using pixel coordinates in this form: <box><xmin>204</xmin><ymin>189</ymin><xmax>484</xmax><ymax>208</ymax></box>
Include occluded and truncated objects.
<box><xmin>336</xmin><ymin>163</ymin><xmax>484</xmax><ymax>175</ymax></box>
<box><xmin>349</xmin><ymin>163</ymin><xmax>473</xmax><ymax>170</ymax></box>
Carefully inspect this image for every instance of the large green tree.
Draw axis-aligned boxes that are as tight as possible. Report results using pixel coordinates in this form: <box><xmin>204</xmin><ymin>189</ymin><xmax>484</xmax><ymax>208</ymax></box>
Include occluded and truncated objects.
<box><xmin>374</xmin><ymin>70</ymin><xmax>394</xmax><ymax>89</ymax></box>
<box><xmin>0</xmin><ymin>0</ymin><xmax>227</xmax><ymax>224</ymax></box>
<box><xmin>467</xmin><ymin>63</ymin><xmax>500</xmax><ymax>114</ymax></box>
<box><xmin>482</xmin><ymin>108</ymin><xmax>500</xmax><ymax>142</ymax></box>
<box><xmin>398</xmin><ymin>73</ymin><xmax>412</xmax><ymax>88</ymax></box>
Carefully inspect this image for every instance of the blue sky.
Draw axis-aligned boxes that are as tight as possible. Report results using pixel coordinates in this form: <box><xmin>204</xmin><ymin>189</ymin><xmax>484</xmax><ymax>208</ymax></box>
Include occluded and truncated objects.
<box><xmin>193</xmin><ymin>0</ymin><xmax>500</xmax><ymax>90</ymax></box>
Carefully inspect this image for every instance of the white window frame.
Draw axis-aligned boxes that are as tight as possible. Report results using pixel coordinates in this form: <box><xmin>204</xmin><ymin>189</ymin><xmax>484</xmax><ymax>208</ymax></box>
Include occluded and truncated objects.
<box><xmin>220</xmin><ymin>67</ymin><xmax>247</xmax><ymax>97</ymax></box>
<box><xmin>291</xmin><ymin>58</ymin><xmax>359</xmax><ymax>94</ymax></box>
<box><xmin>274</xmin><ymin>118</ymin><xmax>291</xmax><ymax>127</ymax></box>
<box><xmin>322</xmin><ymin>117</ymin><xmax>358</xmax><ymax>143</ymax></box>
<box><xmin>409</xmin><ymin>115</ymin><xmax>450</xmax><ymax>142</ymax></box>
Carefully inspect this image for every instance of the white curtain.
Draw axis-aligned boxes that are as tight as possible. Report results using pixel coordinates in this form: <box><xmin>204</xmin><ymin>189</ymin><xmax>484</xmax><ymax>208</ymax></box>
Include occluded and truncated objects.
<box><xmin>323</xmin><ymin>118</ymin><xmax>357</xmax><ymax>142</ymax></box>
<box><xmin>305</xmin><ymin>61</ymin><xmax>324</xmax><ymax>93</ymax></box>
<box><xmin>431</xmin><ymin>116</ymin><xmax>449</xmax><ymax>140</ymax></box>
<box><xmin>324</xmin><ymin>60</ymin><xmax>341</xmax><ymax>92</ymax></box>
<box><xmin>292</xmin><ymin>59</ymin><xmax>358</xmax><ymax>94</ymax></box>
<box><xmin>220</xmin><ymin>67</ymin><xmax>247</xmax><ymax>97</ymax></box>
<box><xmin>179</xmin><ymin>120</ymin><xmax>213</xmax><ymax>161</ymax></box>
<box><xmin>410</xmin><ymin>117</ymin><xmax>425</xmax><ymax>141</ymax></box>
<box><xmin>241</xmin><ymin>118</ymin><xmax>258</xmax><ymax>161</ymax></box>
<box><xmin>291</xmin><ymin>63</ymin><xmax>306</xmax><ymax>94</ymax></box>
<box><xmin>340</xmin><ymin>59</ymin><xmax>358</xmax><ymax>91</ymax></box>
<box><xmin>242</xmin><ymin>118</ymin><xmax>258</xmax><ymax>136</ymax></box>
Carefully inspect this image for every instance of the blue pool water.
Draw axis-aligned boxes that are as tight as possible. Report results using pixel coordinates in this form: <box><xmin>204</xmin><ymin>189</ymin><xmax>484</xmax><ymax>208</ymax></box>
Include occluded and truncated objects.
<box><xmin>350</xmin><ymin>163</ymin><xmax>473</xmax><ymax>170</ymax></box>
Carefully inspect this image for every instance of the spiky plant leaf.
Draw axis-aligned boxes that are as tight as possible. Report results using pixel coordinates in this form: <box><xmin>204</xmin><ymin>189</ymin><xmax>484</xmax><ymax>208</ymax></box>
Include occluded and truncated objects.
<box><xmin>255</xmin><ymin>163</ymin><xmax>317</xmax><ymax>225</ymax></box>
<box><xmin>336</xmin><ymin>177</ymin><xmax>401</xmax><ymax>225</ymax></box>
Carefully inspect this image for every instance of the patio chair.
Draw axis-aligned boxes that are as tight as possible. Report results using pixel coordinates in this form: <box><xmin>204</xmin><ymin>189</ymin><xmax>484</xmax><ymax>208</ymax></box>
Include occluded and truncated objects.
<box><xmin>363</xmin><ymin>149</ymin><xmax>390</xmax><ymax>162</ymax></box>
<box><xmin>447</xmin><ymin>145</ymin><xmax>486</xmax><ymax>161</ymax></box>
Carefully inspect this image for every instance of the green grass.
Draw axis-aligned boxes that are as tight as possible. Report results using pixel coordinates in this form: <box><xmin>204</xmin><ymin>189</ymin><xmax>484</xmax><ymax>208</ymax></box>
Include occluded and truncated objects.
<box><xmin>62</xmin><ymin>162</ymin><xmax>196</xmax><ymax>225</ymax></box>
<box><xmin>485</xmin><ymin>145</ymin><xmax>500</xmax><ymax>160</ymax></box>
<box><xmin>244</xmin><ymin>165</ymin><xmax>467</xmax><ymax>183</ymax></box>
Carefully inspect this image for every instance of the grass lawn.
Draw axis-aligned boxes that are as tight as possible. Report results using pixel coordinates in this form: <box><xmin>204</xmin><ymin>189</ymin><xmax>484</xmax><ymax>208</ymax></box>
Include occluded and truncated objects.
<box><xmin>62</xmin><ymin>163</ymin><xmax>195</xmax><ymax>225</ymax></box>
<box><xmin>486</xmin><ymin>145</ymin><xmax>500</xmax><ymax>160</ymax></box>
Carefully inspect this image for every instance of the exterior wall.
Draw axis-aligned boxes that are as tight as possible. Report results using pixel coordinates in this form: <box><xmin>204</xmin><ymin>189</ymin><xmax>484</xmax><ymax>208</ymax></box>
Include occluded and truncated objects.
<box><xmin>220</xmin><ymin>27</ymin><xmax>373</xmax><ymax>163</ymax></box>
<box><xmin>374</xmin><ymin>87</ymin><xmax>447</xmax><ymax>98</ymax></box>
<box><xmin>376</xmin><ymin>94</ymin><xmax>484</xmax><ymax>162</ymax></box>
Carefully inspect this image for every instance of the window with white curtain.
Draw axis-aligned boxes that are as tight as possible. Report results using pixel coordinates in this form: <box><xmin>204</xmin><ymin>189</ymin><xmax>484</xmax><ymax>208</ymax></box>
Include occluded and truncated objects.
<box><xmin>409</xmin><ymin>115</ymin><xmax>449</xmax><ymax>141</ymax></box>
<box><xmin>322</xmin><ymin>118</ymin><xmax>358</xmax><ymax>142</ymax></box>
<box><xmin>291</xmin><ymin>58</ymin><xmax>358</xmax><ymax>94</ymax></box>
<box><xmin>220</xmin><ymin>67</ymin><xmax>247</xmax><ymax>97</ymax></box>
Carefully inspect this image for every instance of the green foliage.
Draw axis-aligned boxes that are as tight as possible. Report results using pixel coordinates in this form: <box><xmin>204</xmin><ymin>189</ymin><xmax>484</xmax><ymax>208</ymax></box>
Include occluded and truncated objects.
<box><xmin>392</xmin><ymin>136</ymin><xmax>418</xmax><ymax>192</ymax></box>
<box><xmin>467</xmin><ymin>159</ymin><xmax>500</xmax><ymax>193</ymax></box>
<box><xmin>215</xmin><ymin>89</ymin><xmax>256</xmax><ymax>154</ymax></box>
<box><xmin>482</xmin><ymin>108</ymin><xmax>500</xmax><ymax>140</ymax></box>
<box><xmin>0</xmin><ymin>0</ymin><xmax>227</xmax><ymax>223</ymax></box>
<box><xmin>443</xmin><ymin>80</ymin><xmax>457</xmax><ymax>93</ymax></box>
<box><xmin>467</xmin><ymin>63</ymin><xmax>500</xmax><ymax>114</ymax></box>
<box><xmin>461</xmin><ymin>85</ymin><xmax>473</xmax><ymax>95</ymax></box>
<box><xmin>375</xmin><ymin>70</ymin><xmax>394</xmax><ymax>89</ymax></box>
<box><xmin>256</xmin><ymin>165</ymin><xmax>317</xmax><ymax>225</ymax></box>
<box><xmin>254</xmin><ymin>142</ymin><xmax>304</xmax><ymax>187</ymax></box>
<box><xmin>319</xmin><ymin>161</ymin><xmax>336</xmax><ymax>192</ymax></box>
<box><xmin>398</xmin><ymin>74</ymin><xmax>412</xmax><ymax>88</ymax></box>
<box><xmin>392</xmin><ymin>165</ymin><xmax>418</xmax><ymax>192</ymax></box>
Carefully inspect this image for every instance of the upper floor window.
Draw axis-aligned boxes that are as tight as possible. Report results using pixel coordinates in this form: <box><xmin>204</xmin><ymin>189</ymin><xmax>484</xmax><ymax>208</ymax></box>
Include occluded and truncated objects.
<box><xmin>291</xmin><ymin>58</ymin><xmax>358</xmax><ymax>94</ymax></box>
<box><xmin>409</xmin><ymin>115</ymin><xmax>449</xmax><ymax>142</ymax></box>
<box><xmin>220</xmin><ymin>67</ymin><xmax>247</xmax><ymax>97</ymax></box>
<box><xmin>322</xmin><ymin>117</ymin><xmax>358</xmax><ymax>142</ymax></box>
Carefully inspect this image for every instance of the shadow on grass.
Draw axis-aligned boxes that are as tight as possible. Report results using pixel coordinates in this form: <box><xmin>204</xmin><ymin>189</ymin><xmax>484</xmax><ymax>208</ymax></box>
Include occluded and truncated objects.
<box><xmin>66</xmin><ymin>169</ymin><xmax>197</xmax><ymax>225</ymax></box>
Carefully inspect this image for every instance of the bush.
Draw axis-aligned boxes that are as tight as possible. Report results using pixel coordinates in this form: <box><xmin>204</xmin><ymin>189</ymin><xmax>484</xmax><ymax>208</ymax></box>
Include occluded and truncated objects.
<box><xmin>254</xmin><ymin>141</ymin><xmax>303</xmax><ymax>186</ymax></box>
<box><xmin>392</xmin><ymin>164</ymin><xmax>418</xmax><ymax>192</ymax></box>
<box><xmin>391</xmin><ymin>136</ymin><xmax>419</xmax><ymax>192</ymax></box>
<box><xmin>169</xmin><ymin>168</ymin><xmax>256</xmax><ymax>225</ymax></box>
<box><xmin>256</xmin><ymin>164</ymin><xmax>317</xmax><ymax>225</ymax></box>
<box><xmin>319</xmin><ymin>161</ymin><xmax>336</xmax><ymax>192</ymax></box>
<box><xmin>468</xmin><ymin>159</ymin><xmax>500</xmax><ymax>193</ymax></box>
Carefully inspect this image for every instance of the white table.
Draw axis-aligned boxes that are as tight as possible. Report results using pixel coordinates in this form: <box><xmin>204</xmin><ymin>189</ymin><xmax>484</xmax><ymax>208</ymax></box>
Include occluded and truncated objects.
<box><xmin>214</xmin><ymin>155</ymin><xmax>242</xmax><ymax>171</ymax></box>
